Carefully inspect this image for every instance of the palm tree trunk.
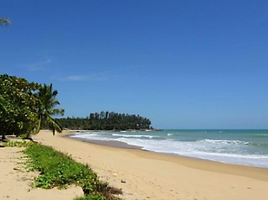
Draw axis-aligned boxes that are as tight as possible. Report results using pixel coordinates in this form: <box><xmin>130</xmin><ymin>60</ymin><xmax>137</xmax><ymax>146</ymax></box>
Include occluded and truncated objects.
<box><xmin>1</xmin><ymin>134</ymin><xmax>8</xmax><ymax>142</ymax></box>
<box><xmin>37</xmin><ymin>115</ymin><xmax>42</xmax><ymax>133</ymax></box>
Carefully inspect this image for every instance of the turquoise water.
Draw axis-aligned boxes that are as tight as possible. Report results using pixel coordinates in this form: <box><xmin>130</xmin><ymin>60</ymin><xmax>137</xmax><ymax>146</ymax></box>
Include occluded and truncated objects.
<box><xmin>70</xmin><ymin>129</ymin><xmax>268</xmax><ymax>168</ymax></box>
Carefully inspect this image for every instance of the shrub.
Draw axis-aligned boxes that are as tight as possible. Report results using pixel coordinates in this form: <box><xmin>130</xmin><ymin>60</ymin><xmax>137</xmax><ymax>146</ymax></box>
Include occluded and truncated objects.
<box><xmin>74</xmin><ymin>194</ymin><xmax>107</xmax><ymax>200</ymax></box>
<box><xmin>4</xmin><ymin>141</ymin><xmax>33</xmax><ymax>147</ymax></box>
<box><xmin>23</xmin><ymin>143</ymin><xmax>122</xmax><ymax>199</ymax></box>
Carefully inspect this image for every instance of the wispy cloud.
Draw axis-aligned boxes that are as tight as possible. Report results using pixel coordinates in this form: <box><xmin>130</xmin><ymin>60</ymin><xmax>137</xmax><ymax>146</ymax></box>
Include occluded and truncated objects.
<box><xmin>54</xmin><ymin>65</ymin><xmax>144</xmax><ymax>82</ymax></box>
<box><xmin>57</xmin><ymin>73</ymin><xmax>107</xmax><ymax>82</ymax></box>
<box><xmin>23</xmin><ymin>58</ymin><xmax>51</xmax><ymax>71</ymax></box>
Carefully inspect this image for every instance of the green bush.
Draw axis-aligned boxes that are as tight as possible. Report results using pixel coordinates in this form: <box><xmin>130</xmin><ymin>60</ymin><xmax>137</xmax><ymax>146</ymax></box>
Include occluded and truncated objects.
<box><xmin>23</xmin><ymin>143</ymin><xmax>121</xmax><ymax>200</ymax></box>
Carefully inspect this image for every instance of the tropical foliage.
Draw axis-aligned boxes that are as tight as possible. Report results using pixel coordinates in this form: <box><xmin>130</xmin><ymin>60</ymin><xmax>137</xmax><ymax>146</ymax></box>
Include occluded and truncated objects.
<box><xmin>37</xmin><ymin>84</ymin><xmax>64</xmax><ymax>135</ymax></box>
<box><xmin>56</xmin><ymin>111</ymin><xmax>152</xmax><ymax>130</ymax></box>
<box><xmin>23</xmin><ymin>143</ymin><xmax>122</xmax><ymax>199</ymax></box>
<box><xmin>0</xmin><ymin>74</ymin><xmax>41</xmax><ymax>140</ymax></box>
<box><xmin>0</xmin><ymin>74</ymin><xmax>64</xmax><ymax>140</ymax></box>
<box><xmin>1</xmin><ymin>74</ymin><xmax>152</xmax><ymax>139</ymax></box>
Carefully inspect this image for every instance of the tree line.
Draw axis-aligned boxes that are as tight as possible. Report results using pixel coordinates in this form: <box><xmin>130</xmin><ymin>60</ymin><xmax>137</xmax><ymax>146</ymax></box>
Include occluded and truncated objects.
<box><xmin>56</xmin><ymin>111</ymin><xmax>152</xmax><ymax>131</ymax></box>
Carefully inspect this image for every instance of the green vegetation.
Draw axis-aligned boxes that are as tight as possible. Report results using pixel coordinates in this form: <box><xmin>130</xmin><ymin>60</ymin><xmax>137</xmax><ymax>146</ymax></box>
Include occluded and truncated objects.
<box><xmin>4</xmin><ymin>140</ymin><xmax>34</xmax><ymax>147</ymax></box>
<box><xmin>23</xmin><ymin>143</ymin><xmax>122</xmax><ymax>199</ymax></box>
<box><xmin>74</xmin><ymin>194</ymin><xmax>108</xmax><ymax>200</ymax></box>
<box><xmin>56</xmin><ymin>111</ymin><xmax>152</xmax><ymax>130</ymax></box>
<box><xmin>36</xmin><ymin>83</ymin><xmax>65</xmax><ymax>135</ymax></box>
<box><xmin>0</xmin><ymin>74</ymin><xmax>41</xmax><ymax>140</ymax></box>
<box><xmin>1</xmin><ymin>74</ymin><xmax>152</xmax><ymax>139</ymax></box>
<box><xmin>0</xmin><ymin>74</ymin><xmax>64</xmax><ymax>140</ymax></box>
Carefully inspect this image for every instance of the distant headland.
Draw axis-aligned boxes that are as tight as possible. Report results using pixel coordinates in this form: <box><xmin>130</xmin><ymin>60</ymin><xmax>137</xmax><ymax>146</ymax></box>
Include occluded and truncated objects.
<box><xmin>54</xmin><ymin>111</ymin><xmax>154</xmax><ymax>131</ymax></box>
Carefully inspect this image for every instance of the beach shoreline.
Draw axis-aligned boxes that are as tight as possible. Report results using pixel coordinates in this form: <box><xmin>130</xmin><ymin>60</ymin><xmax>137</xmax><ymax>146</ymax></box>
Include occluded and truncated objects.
<box><xmin>65</xmin><ymin>131</ymin><xmax>268</xmax><ymax>181</ymax></box>
<box><xmin>30</xmin><ymin>130</ymin><xmax>268</xmax><ymax>200</ymax></box>
<box><xmin>66</xmin><ymin>131</ymin><xmax>143</xmax><ymax>149</ymax></box>
<box><xmin>66</xmin><ymin>129</ymin><xmax>268</xmax><ymax>170</ymax></box>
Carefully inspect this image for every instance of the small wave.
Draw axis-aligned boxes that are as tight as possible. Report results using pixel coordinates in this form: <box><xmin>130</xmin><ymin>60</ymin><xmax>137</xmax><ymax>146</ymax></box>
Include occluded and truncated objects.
<box><xmin>112</xmin><ymin>133</ymin><xmax>158</xmax><ymax>139</ymax></box>
<box><xmin>70</xmin><ymin>133</ymin><xmax>100</xmax><ymax>138</ymax></box>
<box><xmin>167</xmin><ymin>133</ymin><xmax>173</xmax><ymax>136</ymax></box>
<box><xmin>198</xmin><ymin>139</ymin><xmax>249</xmax><ymax>145</ymax></box>
<box><xmin>254</xmin><ymin>134</ymin><xmax>268</xmax><ymax>137</ymax></box>
<box><xmin>186</xmin><ymin>151</ymin><xmax>268</xmax><ymax>159</ymax></box>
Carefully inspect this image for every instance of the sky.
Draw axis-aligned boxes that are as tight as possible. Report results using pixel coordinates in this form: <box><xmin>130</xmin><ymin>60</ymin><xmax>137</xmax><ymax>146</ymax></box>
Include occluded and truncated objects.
<box><xmin>1</xmin><ymin>0</ymin><xmax>268</xmax><ymax>129</ymax></box>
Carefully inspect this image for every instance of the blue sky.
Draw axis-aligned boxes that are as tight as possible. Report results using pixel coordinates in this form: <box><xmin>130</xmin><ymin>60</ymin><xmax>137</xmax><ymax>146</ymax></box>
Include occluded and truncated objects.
<box><xmin>1</xmin><ymin>0</ymin><xmax>268</xmax><ymax>129</ymax></box>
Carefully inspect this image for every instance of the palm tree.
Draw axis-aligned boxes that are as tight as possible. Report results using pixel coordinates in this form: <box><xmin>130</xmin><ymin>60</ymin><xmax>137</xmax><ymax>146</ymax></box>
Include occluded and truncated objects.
<box><xmin>35</xmin><ymin>84</ymin><xmax>65</xmax><ymax>135</ymax></box>
<box><xmin>0</xmin><ymin>18</ymin><xmax>11</xmax><ymax>26</ymax></box>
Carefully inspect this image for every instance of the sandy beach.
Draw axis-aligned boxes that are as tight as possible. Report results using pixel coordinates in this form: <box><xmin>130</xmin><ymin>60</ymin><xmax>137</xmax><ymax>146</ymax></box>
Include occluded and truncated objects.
<box><xmin>1</xmin><ymin>130</ymin><xmax>268</xmax><ymax>200</ymax></box>
<box><xmin>0</xmin><ymin>145</ymin><xmax>83</xmax><ymax>200</ymax></box>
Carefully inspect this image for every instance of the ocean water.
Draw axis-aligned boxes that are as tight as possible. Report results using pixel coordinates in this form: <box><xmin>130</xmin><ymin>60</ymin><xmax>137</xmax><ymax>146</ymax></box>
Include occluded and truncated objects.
<box><xmin>69</xmin><ymin>129</ymin><xmax>268</xmax><ymax>169</ymax></box>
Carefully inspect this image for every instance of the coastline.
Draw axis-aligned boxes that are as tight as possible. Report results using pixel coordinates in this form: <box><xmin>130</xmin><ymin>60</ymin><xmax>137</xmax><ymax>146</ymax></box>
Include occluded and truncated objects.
<box><xmin>66</xmin><ymin>131</ymin><xmax>142</xmax><ymax>149</ymax></box>
<box><xmin>32</xmin><ymin>130</ymin><xmax>268</xmax><ymax>200</ymax></box>
<box><xmin>67</xmin><ymin>129</ymin><xmax>268</xmax><ymax>170</ymax></box>
<box><xmin>66</xmin><ymin>131</ymin><xmax>268</xmax><ymax>181</ymax></box>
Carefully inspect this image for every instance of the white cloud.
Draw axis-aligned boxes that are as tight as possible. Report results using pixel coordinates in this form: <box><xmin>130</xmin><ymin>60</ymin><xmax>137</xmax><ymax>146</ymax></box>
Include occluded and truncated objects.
<box><xmin>53</xmin><ymin>65</ymin><xmax>143</xmax><ymax>82</ymax></box>
<box><xmin>57</xmin><ymin>73</ymin><xmax>107</xmax><ymax>82</ymax></box>
<box><xmin>23</xmin><ymin>59</ymin><xmax>51</xmax><ymax>71</ymax></box>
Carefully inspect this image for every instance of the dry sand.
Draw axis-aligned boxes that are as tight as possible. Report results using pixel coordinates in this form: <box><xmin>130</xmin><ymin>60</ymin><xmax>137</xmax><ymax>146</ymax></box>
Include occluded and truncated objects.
<box><xmin>0</xmin><ymin>145</ymin><xmax>83</xmax><ymax>200</ymax></box>
<box><xmin>1</xmin><ymin>130</ymin><xmax>268</xmax><ymax>200</ymax></box>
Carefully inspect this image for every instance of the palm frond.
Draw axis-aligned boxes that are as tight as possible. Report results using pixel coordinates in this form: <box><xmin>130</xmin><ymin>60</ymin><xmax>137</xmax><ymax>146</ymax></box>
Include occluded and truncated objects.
<box><xmin>47</xmin><ymin>115</ymin><xmax>63</xmax><ymax>133</ymax></box>
<box><xmin>51</xmin><ymin>108</ymin><xmax>65</xmax><ymax>116</ymax></box>
<box><xmin>36</xmin><ymin>83</ymin><xmax>65</xmax><ymax>134</ymax></box>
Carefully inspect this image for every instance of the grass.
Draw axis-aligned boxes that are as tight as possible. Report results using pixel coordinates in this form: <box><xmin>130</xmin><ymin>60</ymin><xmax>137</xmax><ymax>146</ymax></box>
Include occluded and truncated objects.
<box><xmin>4</xmin><ymin>140</ymin><xmax>34</xmax><ymax>147</ymax></box>
<box><xmin>6</xmin><ymin>141</ymin><xmax>122</xmax><ymax>200</ymax></box>
<box><xmin>74</xmin><ymin>194</ymin><xmax>108</xmax><ymax>200</ymax></box>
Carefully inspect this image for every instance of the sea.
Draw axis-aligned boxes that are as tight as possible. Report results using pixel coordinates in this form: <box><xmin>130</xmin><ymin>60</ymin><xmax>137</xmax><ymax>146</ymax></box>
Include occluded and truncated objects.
<box><xmin>69</xmin><ymin>129</ymin><xmax>268</xmax><ymax>169</ymax></box>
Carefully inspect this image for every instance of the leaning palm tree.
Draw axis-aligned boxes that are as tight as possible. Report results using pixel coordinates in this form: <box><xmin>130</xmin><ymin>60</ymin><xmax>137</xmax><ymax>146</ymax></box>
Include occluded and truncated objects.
<box><xmin>35</xmin><ymin>84</ymin><xmax>65</xmax><ymax>136</ymax></box>
<box><xmin>0</xmin><ymin>18</ymin><xmax>11</xmax><ymax>26</ymax></box>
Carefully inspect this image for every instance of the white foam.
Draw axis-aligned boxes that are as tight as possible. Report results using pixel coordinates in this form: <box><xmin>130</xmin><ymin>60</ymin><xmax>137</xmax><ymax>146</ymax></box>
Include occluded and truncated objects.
<box><xmin>115</xmin><ymin>138</ymin><xmax>268</xmax><ymax>168</ymax></box>
<box><xmin>112</xmin><ymin>133</ymin><xmax>158</xmax><ymax>139</ymax></box>
<box><xmin>198</xmin><ymin>139</ymin><xmax>249</xmax><ymax>145</ymax></box>
<box><xmin>70</xmin><ymin>131</ymin><xmax>113</xmax><ymax>140</ymax></box>
<box><xmin>255</xmin><ymin>134</ymin><xmax>268</xmax><ymax>137</ymax></box>
<box><xmin>70</xmin><ymin>131</ymin><xmax>268</xmax><ymax>168</ymax></box>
